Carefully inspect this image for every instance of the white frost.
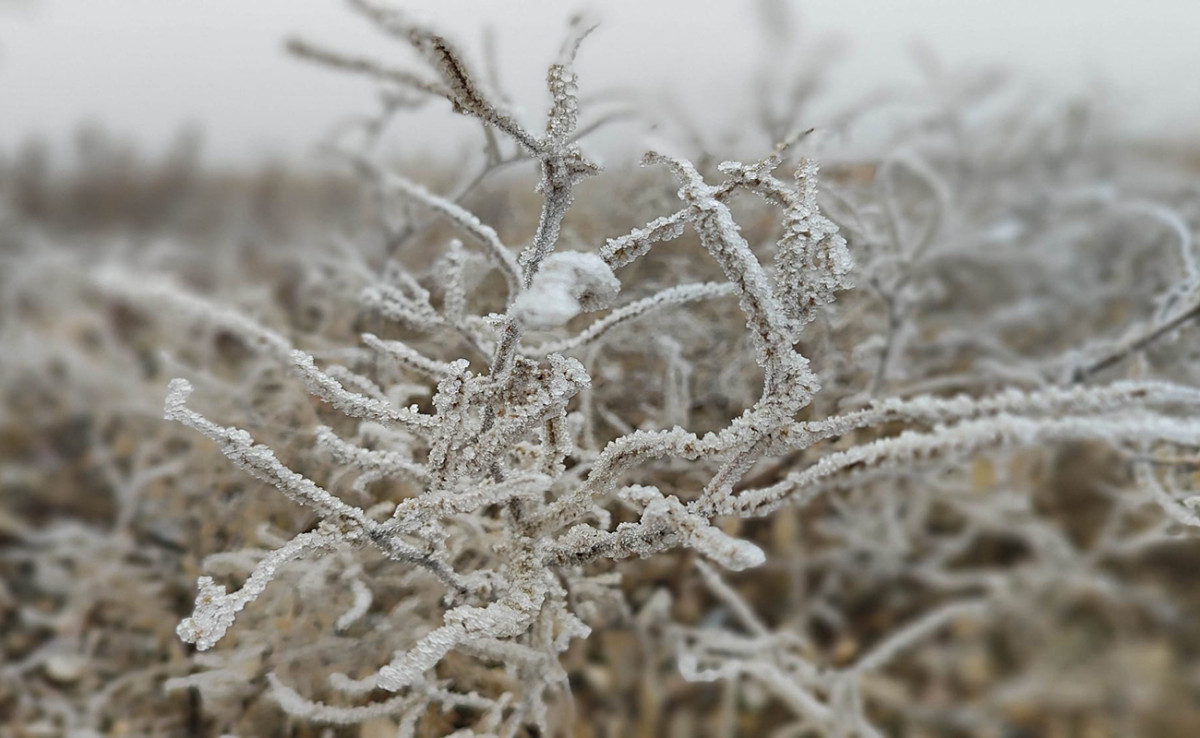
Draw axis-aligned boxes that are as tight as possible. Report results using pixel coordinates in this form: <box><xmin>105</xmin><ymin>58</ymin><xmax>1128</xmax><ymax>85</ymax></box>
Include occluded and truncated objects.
<box><xmin>511</xmin><ymin>251</ymin><xmax>620</xmax><ymax>330</ymax></box>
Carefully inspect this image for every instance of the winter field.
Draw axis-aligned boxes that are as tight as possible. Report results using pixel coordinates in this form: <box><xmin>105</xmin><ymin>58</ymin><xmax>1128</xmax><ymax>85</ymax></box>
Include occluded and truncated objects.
<box><xmin>3</xmin><ymin>2</ymin><xmax>1200</xmax><ymax>736</ymax></box>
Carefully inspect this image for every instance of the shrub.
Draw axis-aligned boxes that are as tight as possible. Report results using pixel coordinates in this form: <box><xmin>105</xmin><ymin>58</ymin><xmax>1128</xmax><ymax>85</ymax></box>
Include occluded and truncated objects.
<box><xmin>6</xmin><ymin>1</ymin><xmax>1200</xmax><ymax>736</ymax></box>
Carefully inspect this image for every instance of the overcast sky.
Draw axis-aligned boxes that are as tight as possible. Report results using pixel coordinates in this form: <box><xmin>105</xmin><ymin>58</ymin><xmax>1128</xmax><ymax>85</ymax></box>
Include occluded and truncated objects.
<box><xmin>1</xmin><ymin>1</ymin><xmax>1197</xmax><ymax>167</ymax></box>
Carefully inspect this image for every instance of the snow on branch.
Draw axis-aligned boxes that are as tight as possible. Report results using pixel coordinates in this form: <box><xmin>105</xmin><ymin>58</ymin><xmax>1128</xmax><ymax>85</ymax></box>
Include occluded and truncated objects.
<box><xmin>177</xmin><ymin>528</ymin><xmax>340</xmax><ymax>651</ymax></box>
<box><xmin>735</xmin><ymin>412</ymin><xmax>1200</xmax><ymax>517</ymax></box>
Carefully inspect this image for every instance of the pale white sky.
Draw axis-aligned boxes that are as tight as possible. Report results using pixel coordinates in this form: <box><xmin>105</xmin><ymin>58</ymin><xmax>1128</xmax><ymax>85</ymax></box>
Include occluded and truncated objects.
<box><xmin>0</xmin><ymin>1</ymin><xmax>1197</xmax><ymax>166</ymax></box>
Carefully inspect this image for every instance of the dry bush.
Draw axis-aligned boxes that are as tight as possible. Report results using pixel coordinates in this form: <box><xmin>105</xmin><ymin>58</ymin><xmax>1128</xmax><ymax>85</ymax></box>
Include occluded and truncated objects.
<box><xmin>4</xmin><ymin>1</ymin><xmax>1200</xmax><ymax>737</ymax></box>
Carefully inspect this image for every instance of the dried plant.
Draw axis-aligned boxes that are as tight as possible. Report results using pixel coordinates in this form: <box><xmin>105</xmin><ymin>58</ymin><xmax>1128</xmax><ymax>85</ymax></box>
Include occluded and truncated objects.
<box><xmin>135</xmin><ymin>2</ymin><xmax>1200</xmax><ymax>735</ymax></box>
<box><xmin>6</xmin><ymin>1</ymin><xmax>1200</xmax><ymax>736</ymax></box>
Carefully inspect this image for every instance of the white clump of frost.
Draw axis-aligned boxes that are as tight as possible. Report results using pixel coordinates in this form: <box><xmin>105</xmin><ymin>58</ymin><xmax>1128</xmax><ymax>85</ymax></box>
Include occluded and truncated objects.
<box><xmin>511</xmin><ymin>251</ymin><xmax>620</xmax><ymax>329</ymax></box>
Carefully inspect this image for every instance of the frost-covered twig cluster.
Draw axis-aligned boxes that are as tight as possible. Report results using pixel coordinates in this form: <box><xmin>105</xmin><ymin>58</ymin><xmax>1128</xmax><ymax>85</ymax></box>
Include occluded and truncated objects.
<box><xmin>137</xmin><ymin>3</ymin><xmax>1200</xmax><ymax>735</ymax></box>
<box><xmin>6</xmin><ymin>1</ymin><xmax>1200</xmax><ymax>736</ymax></box>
